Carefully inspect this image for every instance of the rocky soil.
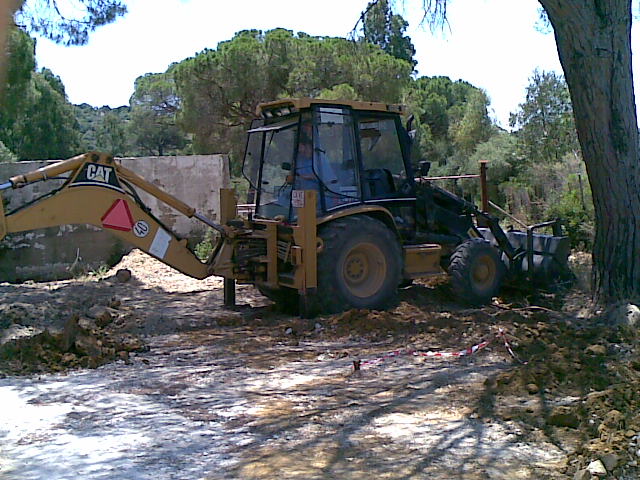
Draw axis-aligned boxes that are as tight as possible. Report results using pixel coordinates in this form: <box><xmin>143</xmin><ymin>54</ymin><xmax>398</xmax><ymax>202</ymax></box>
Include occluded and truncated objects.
<box><xmin>0</xmin><ymin>250</ymin><xmax>638</xmax><ymax>479</ymax></box>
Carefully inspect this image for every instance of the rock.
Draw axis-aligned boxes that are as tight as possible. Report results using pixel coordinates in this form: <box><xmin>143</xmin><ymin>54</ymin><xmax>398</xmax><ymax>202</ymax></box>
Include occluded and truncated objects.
<box><xmin>77</xmin><ymin>317</ymin><xmax>98</xmax><ymax>333</ymax></box>
<box><xmin>86</xmin><ymin>306</ymin><xmax>116</xmax><ymax>327</ymax></box>
<box><xmin>586</xmin><ymin>459</ymin><xmax>606</xmax><ymax>476</ymax></box>
<box><xmin>116</xmin><ymin>268</ymin><xmax>132</xmax><ymax>283</ymax></box>
<box><xmin>601</xmin><ymin>410</ymin><xmax>624</xmax><ymax>429</ymax></box>
<box><xmin>113</xmin><ymin>334</ymin><xmax>146</xmax><ymax>353</ymax></box>
<box><xmin>526</xmin><ymin>383</ymin><xmax>539</xmax><ymax>394</ymax></box>
<box><xmin>60</xmin><ymin>315</ymin><xmax>80</xmax><ymax>352</ymax></box>
<box><xmin>584</xmin><ymin>344</ymin><xmax>607</xmax><ymax>356</ymax></box>
<box><xmin>548</xmin><ymin>406</ymin><xmax>580</xmax><ymax>428</ymax></box>
<box><xmin>74</xmin><ymin>332</ymin><xmax>103</xmax><ymax>358</ymax></box>
<box><xmin>61</xmin><ymin>352</ymin><xmax>77</xmax><ymax>365</ymax></box>
<box><xmin>0</xmin><ymin>324</ymin><xmax>40</xmax><ymax>346</ymax></box>
<box><xmin>573</xmin><ymin>469</ymin><xmax>591</xmax><ymax>480</ymax></box>
<box><xmin>607</xmin><ymin>303</ymin><xmax>640</xmax><ymax>328</ymax></box>
<box><xmin>95</xmin><ymin>310</ymin><xmax>114</xmax><ymax>328</ymax></box>
<box><xmin>600</xmin><ymin>453</ymin><xmax>619</xmax><ymax>471</ymax></box>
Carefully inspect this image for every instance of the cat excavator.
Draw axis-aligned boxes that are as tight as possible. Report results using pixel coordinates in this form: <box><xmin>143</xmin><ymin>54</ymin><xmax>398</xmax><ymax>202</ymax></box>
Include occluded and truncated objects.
<box><xmin>0</xmin><ymin>98</ymin><xmax>570</xmax><ymax>315</ymax></box>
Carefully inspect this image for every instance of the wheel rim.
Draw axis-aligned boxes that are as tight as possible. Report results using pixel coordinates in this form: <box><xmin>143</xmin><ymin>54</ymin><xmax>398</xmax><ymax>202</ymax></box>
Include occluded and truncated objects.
<box><xmin>472</xmin><ymin>254</ymin><xmax>497</xmax><ymax>291</ymax></box>
<box><xmin>342</xmin><ymin>242</ymin><xmax>387</xmax><ymax>298</ymax></box>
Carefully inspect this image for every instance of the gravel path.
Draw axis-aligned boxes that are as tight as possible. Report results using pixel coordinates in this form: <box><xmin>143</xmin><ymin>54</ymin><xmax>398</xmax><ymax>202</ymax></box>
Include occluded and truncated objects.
<box><xmin>0</xmin><ymin>251</ymin><xmax>570</xmax><ymax>479</ymax></box>
<box><xmin>0</xmin><ymin>332</ymin><xmax>567</xmax><ymax>479</ymax></box>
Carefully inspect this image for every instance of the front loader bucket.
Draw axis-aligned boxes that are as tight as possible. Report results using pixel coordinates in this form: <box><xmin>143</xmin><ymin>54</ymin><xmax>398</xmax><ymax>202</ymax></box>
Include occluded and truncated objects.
<box><xmin>479</xmin><ymin>224</ymin><xmax>571</xmax><ymax>286</ymax></box>
<box><xmin>504</xmin><ymin>230</ymin><xmax>571</xmax><ymax>284</ymax></box>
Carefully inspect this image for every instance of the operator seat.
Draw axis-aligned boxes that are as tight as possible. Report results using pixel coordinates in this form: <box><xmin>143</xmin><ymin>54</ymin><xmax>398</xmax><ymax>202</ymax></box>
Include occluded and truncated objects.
<box><xmin>364</xmin><ymin>168</ymin><xmax>395</xmax><ymax>198</ymax></box>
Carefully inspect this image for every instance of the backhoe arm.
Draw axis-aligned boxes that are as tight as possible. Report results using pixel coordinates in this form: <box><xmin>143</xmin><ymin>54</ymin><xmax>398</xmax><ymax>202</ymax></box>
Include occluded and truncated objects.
<box><xmin>0</xmin><ymin>152</ymin><xmax>225</xmax><ymax>279</ymax></box>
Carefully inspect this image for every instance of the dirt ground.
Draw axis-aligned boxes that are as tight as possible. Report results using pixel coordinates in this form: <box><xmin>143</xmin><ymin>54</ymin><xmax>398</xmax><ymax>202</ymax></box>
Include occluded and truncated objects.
<box><xmin>1</xmin><ymin>250</ymin><xmax>639</xmax><ymax>479</ymax></box>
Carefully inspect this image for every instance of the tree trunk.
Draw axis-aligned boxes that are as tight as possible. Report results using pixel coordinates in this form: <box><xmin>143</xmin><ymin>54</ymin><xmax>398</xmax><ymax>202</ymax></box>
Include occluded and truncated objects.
<box><xmin>540</xmin><ymin>0</ymin><xmax>640</xmax><ymax>304</ymax></box>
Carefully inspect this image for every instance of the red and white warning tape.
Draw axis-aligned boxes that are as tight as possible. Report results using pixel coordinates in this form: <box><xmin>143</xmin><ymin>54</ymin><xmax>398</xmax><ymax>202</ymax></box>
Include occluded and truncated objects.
<box><xmin>497</xmin><ymin>327</ymin><xmax>528</xmax><ymax>365</ymax></box>
<box><xmin>352</xmin><ymin>327</ymin><xmax>527</xmax><ymax>371</ymax></box>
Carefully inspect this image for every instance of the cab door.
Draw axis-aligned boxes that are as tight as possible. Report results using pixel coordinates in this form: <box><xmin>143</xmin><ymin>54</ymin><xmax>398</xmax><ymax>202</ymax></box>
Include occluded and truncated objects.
<box><xmin>311</xmin><ymin>106</ymin><xmax>360</xmax><ymax>211</ymax></box>
<box><xmin>355</xmin><ymin>112</ymin><xmax>417</xmax><ymax>239</ymax></box>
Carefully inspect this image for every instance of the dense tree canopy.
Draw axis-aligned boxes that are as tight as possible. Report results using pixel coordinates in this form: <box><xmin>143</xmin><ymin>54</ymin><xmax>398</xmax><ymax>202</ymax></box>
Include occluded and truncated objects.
<box><xmin>405</xmin><ymin>76</ymin><xmax>493</xmax><ymax>168</ymax></box>
<box><xmin>173</xmin><ymin>28</ymin><xmax>413</xmax><ymax>169</ymax></box>
<box><xmin>362</xmin><ymin>0</ymin><xmax>417</xmax><ymax>69</ymax></box>
<box><xmin>0</xmin><ymin>27</ymin><xmax>81</xmax><ymax>159</ymax></box>
<box><xmin>13</xmin><ymin>0</ymin><xmax>127</xmax><ymax>45</ymax></box>
<box><xmin>509</xmin><ymin>69</ymin><xmax>579</xmax><ymax>165</ymax></box>
<box><xmin>128</xmin><ymin>71</ymin><xmax>186</xmax><ymax>156</ymax></box>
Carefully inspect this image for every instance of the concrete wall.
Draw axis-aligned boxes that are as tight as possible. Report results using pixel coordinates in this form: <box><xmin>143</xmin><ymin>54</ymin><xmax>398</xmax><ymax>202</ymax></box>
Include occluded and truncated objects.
<box><xmin>0</xmin><ymin>155</ymin><xmax>230</xmax><ymax>282</ymax></box>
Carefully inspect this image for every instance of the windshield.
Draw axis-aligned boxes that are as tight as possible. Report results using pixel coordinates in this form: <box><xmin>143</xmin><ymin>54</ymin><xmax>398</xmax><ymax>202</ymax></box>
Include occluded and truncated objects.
<box><xmin>242</xmin><ymin>119</ymin><xmax>298</xmax><ymax>219</ymax></box>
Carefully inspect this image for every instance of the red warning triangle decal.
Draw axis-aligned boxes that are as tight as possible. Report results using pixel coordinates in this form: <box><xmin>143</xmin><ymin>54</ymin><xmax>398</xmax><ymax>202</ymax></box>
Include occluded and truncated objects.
<box><xmin>101</xmin><ymin>199</ymin><xmax>134</xmax><ymax>232</ymax></box>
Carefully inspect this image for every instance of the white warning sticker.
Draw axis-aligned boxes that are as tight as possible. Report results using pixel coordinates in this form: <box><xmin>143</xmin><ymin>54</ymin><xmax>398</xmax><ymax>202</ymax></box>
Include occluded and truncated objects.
<box><xmin>133</xmin><ymin>220</ymin><xmax>150</xmax><ymax>238</ymax></box>
<box><xmin>292</xmin><ymin>190</ymin><xmax>305</xmax><ymax>208</ymax></box>
<box><xmin>149</xmin><ymin>228</ymin><xmax>171</xmax><ymax>259</ymax></box>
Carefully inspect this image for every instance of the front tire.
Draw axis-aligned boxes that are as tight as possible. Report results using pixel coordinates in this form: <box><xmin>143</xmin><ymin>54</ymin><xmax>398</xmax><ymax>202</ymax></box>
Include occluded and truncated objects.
<box><xmin>448</xmin><ymin>238</ymin><xmax>505</xmax><ymax>305</ymax></box>
<box><xmin>316</xmin><ymin>216</ymin><xmax>402</xmax><ymax>313</ymax></box>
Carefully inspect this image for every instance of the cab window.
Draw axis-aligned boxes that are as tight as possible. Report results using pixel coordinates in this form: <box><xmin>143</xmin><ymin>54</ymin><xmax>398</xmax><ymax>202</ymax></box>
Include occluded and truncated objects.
<box><xmin>312</xmin><ymin>106</ymin><xmax>359</xmax><ymax>209</ymax></box>
<box><xmin>358</xmin><ymin>116</ymin><xmax>408</xmax><ymax>200</ymax></box>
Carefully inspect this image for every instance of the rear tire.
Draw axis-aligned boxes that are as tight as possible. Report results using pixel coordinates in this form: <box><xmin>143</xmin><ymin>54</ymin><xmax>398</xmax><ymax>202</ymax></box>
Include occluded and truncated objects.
<box><xmin>448</xmin><ymin>238</ymin><xmax>504</xmax><ymax>305</ymax></box>
<box><xmin>316</xmin><ymin>216</ymin><xmax>402</xmax><ymax>313</ymax></box>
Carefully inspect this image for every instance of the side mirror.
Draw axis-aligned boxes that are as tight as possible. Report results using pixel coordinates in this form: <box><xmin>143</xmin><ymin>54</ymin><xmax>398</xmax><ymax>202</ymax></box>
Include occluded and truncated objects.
<box><xmin>419</xmin><ymin>161</ymin><xmax>431</xmax><ymax>177</ymax></box>
<box><xmin>281</xmin><ymin>162</ymin><xmax>292</xmax><ymax>171</ymax></box>
<box><xmin>406</xmin><ymin>114</ymin><xmax>415</xmax><ymax>132</ymax></box>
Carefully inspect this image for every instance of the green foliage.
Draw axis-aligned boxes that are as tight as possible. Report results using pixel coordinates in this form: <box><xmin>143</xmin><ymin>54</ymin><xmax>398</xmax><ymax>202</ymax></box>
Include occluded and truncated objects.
<box><xmin>461</xmin><ymin>130</ymin><xmax>520</xmax><ymax>204</ymax></box>
<box><xmin>194</xmin><ymin>229</ymin><xmax>216</xmax><ymax>261</ymax></box>
<box><xmin>16</xmin><ymin>68</ymin><xmax>83</xmax><ymax>159</ymax></box>
<box><xmin>0</xmin><ymin>27</ymin><xmax>82</xmax><ymax>160</ymax></box>
<box><xmin>509</xmin><ymin>70</ymin><xmax>579</xmax><ymax>164</ymax></box>
<box><xmin>15</xmin><ymin>0</ymin><xmax>127</xmax><ymax>46</ymax></box>
<box><xmin>545</xmin><ymin>173</ymin><xmax>594</xmax><ymax>249</ymax></box>
<box><xmin>362</xmin><ymin>0</ymin><xmax>417</xmax><ymax>69</ymax></box>
<box><xmin>173</xmin><ymin>29</ymin><xmax>413</xmax><ymax>173</ymax></box>
<box><xmin>406</xmin><ymin>76</ymin><xmax>493</xmax><ymax>170</ymax></box>
<box><xmin>128</xmin><ymin>71</ymin><xmax>187</xmax><ymax>156</ymax></box>
<box><xmin>0</xmin><ymin>141</ymin><xmax>17</xmax><ymax>163</ymax></box>
<box><xmin>95</xmin><ymin>110</ymin><xmax>129</xmax><ymax>155</ymax></box>
<box><xmin>75</xmin><ymin>104</ymin><xmax>131</xmax><ymax>154</ymax></box>
<box><xmin>0</xmin><ymin>27</ymin><xmax>35</xmax><ymax>148</ymax></box>
<box><xmin>318</xmin><ymin>83</ymin><xmax>359</xmax><ymax>101</ymax></box>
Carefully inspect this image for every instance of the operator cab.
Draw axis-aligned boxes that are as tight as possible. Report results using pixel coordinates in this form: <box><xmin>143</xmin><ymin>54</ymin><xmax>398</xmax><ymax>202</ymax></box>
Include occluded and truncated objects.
<box><xmin>242</xmin><ymin>98</ymin><xmax>416</xmax><ymax>223</ymax></box>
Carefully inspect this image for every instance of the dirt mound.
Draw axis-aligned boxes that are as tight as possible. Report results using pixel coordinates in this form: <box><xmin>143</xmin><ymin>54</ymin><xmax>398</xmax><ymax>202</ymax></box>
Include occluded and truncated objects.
<box><xmin>484</xmin><ymin>313</ymin><xmax>640</xmax><ymax>478</ymax></box>
<box><xmin>0</xmin><ymin>300</ymin><xmax>147</xmax><ymax>376</ymax></box>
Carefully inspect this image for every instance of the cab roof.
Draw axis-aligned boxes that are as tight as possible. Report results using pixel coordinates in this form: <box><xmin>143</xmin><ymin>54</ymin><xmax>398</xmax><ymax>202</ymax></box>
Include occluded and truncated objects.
<box><xmin>256</xmin><ymin>97</ymin><xmax>405</xmax><ymax>119</ymax></box>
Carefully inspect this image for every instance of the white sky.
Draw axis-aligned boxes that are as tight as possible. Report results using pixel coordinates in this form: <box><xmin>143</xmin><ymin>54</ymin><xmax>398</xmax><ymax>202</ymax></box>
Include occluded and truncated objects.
<box><xmin>33</xmin><ymin>0</ymin><xmax>640</xmax><ymax>128</ymax></box>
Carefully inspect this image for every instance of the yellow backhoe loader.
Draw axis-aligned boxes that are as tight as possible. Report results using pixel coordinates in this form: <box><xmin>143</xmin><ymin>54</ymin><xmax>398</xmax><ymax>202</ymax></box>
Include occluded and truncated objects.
<box><xmin>0</xmin><ymin>98</ymin><xmax>570</xmax><ymax>316</ymax></box>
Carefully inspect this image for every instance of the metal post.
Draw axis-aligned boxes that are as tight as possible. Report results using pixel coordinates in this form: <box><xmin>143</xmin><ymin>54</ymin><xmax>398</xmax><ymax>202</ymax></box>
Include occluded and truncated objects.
<box><xmin>478</xmin><ymin>160</ymin><xmax>489</xmax><ymax>227</ymax></box>
<box><xmin>526</xmin><ymin>228</ymin><xmax>534</xmax><ymax>281</ymax></box>
<box><xmin>223</xmin><ymin>278</ymin><xmax>236</xmax><ymax>307</ymax></box>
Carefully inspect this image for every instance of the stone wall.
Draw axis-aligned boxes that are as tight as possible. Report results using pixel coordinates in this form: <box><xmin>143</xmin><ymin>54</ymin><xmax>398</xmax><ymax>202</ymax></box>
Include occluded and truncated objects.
<box><xmin>0</xmin><ymin>155</ymin><xmax>230</xmax><ymax>282</ymax></box>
